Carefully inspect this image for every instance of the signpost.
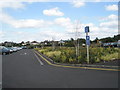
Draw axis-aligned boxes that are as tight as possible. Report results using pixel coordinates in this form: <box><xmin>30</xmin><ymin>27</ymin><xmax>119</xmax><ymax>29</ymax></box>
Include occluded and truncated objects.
<box><xmin>85</xmin><ymin>26</ymin><xmax>90</xmax><ymax>64</ymax></box>
<box><xmin>85</xmin><ymin>26</ymin><xmax>89</xmax><ymax>33</ymax></box>
<box><xmin>86</xmin><ymin>36</ymin><xmax>90</xmax><ymax>45</ymax></box>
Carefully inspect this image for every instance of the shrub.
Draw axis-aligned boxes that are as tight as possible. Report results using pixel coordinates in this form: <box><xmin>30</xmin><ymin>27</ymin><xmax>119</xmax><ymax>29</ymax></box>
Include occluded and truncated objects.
<box><xmin>61</xmin><ymin>55</ymin><xmax>67</xmax><ymax>63</ymax></box>
<box><xmin>101</xmin><ymin>52</ymin><xmax>118</xmax><ymax>61</ymax></box>
<box><xmin>35</xmin><ymin>47</ymin><xmax>119</xmax><ymax>64</ymax></box>
<box><xmin>45</xmin><ymin>51</ymin><xmax>61</xmax><ymax>58</ymax></box>
<box><xmin>34</xmin><ymin>48</ymin><xmax>40</xmax><ymax>51</ymax></box>
<box><xmin>69</xmin><ymin>57</ymin><xmax>75</xmax><ymax>63</ymax></box>
<box><xmin>95</xmin><ymin>58</ymin><xmax>100</xmax><ymax>63</ymax></box>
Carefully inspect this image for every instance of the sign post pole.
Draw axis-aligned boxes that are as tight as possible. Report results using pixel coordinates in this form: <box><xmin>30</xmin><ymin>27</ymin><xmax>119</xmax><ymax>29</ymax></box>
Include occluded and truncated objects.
<box><xmin>85</xmin><ymin>26</ymin><xmax>90</xmax><ymax>64</ymax></box>
<box><xmin>86</xmin><ymin>33</ymin><xmax>89</xmax><ymax>64</ymax></box>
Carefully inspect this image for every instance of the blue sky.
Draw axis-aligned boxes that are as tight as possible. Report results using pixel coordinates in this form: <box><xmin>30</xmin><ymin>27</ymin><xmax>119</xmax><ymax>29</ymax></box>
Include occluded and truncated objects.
<box><xmin>0</xmin><ymin>1</ymin><xmax>118</xmax><ymax>43</ymax></box>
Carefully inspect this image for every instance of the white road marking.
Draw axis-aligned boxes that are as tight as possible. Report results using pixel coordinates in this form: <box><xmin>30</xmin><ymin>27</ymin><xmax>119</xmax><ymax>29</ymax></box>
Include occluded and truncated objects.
<box><xmin>34</xmin><ymin>53</ymin><xmax>44</xmax><ymax>65</ymax></box>
<box><xmin>20</xmin><ymin>52</ymin><xmax>28</xmax><ymax>55</ymax></box>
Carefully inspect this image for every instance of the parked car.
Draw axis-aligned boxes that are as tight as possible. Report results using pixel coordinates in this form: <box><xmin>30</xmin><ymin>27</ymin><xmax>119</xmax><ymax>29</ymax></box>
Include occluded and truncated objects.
<box><xmin>21</xmin><ymin>46</ymin><xmax>27</xmax><ymax>49</ymax></box>
<box><xmin>0</xmin><ymin>46</ymin><xmax>10</xmax><ymax>55</ymax></box>
<box><xmin>11</xmin><ymin>47</ymin><xmax>18</xmax><ymax>52</ymax></box>
<box><xmin>17</xmin><ymin>47</ymin><xmax>22</xmax><ymax>51</ymax></box>
<box><xmin>6</xmin><ymin>47</ymin><xmax>14</xmax><ymax>53</ymax></box>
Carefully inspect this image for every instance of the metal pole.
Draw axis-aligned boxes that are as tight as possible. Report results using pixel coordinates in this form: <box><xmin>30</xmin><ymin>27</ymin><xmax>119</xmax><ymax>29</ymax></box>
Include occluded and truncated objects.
<box><xmin>86</xmin><ymin>32</ymin><xmax>89</xmax><ymax>64</ymax></box>
<box><xmin>87</xmin><ymin>45</ymin><xmax>89</xmax><ymax>64</ymax></box>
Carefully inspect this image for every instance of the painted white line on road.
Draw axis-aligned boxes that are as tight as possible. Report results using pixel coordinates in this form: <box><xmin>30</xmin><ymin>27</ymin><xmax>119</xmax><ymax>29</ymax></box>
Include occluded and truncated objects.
<box><xmin>34</xmin><ymin>52</ymin><xmax>44</xmax><ymax>65</ymax></box>
<box><xmin>20</xmin><ymin>53</ymin><xmax>28</xmax><ymax>55</ymax></box>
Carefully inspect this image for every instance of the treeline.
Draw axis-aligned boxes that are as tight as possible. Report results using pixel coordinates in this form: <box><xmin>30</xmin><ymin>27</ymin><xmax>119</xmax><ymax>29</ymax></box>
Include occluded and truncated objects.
<box><xmin>92</xmin><ymin>34</ymin><xmax>120</xmax><ymax>43</ymax></box>
<box><xmin>1</xmin><ymin>34</ymin><xmax>119</xmax><ymax>48</ymax></box>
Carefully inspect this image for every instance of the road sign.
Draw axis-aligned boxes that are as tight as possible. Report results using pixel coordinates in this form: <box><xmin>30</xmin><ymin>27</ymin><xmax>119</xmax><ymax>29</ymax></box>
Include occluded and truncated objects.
<box><xmin>85</xmin><ymin>26</ymin><xmax>90</xmax><ymax>64</ymax></box>
<box><xmin>85</xmin><ymin>26</ymin><xmax>89</xmax><ymax>33</ymax></box>
<box><xmin>86</xmin><ymin>36</ymin><xmax>90</xmax><ymax>45</ymax></box>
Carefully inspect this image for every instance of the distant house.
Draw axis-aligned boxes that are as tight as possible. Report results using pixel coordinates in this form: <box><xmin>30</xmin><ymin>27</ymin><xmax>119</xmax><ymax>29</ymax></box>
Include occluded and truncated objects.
<box><xmin>30</xmin><ymin>41</ymin><xmax>39</xmax><ymax>45</ymax></box>
<box><xmin>22</xmin><ymin>43</ymin><xmax>26</xmax><ymax>46</ymax></box>
<box><xmin>40</xmin><ymin>40</ymin><xmax>53</xmax><ymax>46</ymax></box>
<box><xmin>4</xmin><ymin>41</ymin><xmax>14</xmax><ymax>46</ymax></box>
<box><xmin>44</xmin><ymin>40</ymin><xmax>51</xmax><ymax>45</ymax></box>
<box><xmin>58</xmin><ymin>40</ymin><xmax>65</xmax><ymax>44</ymax></box>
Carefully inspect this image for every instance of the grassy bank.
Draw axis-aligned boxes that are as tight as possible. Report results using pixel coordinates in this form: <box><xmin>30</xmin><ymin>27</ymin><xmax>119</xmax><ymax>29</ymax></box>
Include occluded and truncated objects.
<box><xmin>34</xmin><ymin>47</ymin><xmax>119</xmax><ymax>64</ymax></box>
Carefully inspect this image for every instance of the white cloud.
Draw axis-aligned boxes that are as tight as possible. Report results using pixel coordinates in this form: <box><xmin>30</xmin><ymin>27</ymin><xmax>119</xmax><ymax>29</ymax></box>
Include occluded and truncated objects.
<box><xmin>54</xmin><ymin>17</ymin><xmax>78</xmax><ymax>36</ymax></box>
<box><xmin>11</xmin><ymin>19</ymin><xmax>53</xmax><ymax>28</ymax></box>
<box><xmin>54</xmin><ymin>16</ymin><xmax>118</xmax><ymax>40</ymax></box>
<box><xmin>0</xmin><ymin>4</ymin><xmax>118</xmax><ymax>42</ymax></box>
<box><xmin>0</xmin><ymin>0</ymin><xmax>50</xmax><ymax>10</ymax></box>
<box><xmin>105</xmin><ymin>4</ymin><xmax>118</xmax><ymax>11</ymax></box>
<box><xmin>0</xmin><ymin>13</ymin><xmax>53</xmax><ymax>28</ymax></box>
<box><xmin>43</xmin><ymin>7</ymin><xmax>64</xmax><ymax>16</ymax></box>
<box><xmin>100</xmin><ymin>14</ymin><xmax>118</xmax><ymax>21</ymax></box>
<box><xmin>54</xmin><ymin>17</ymin><xmax>73</xmax><ymax>28</ymax></box>
<box><xmin>72</xmin><ymin>0</ymin><xmax>85</xmax><ymax>8</ymax></box>
<box><xmin>99</xmin><ymin>14</ymin><xmax>118</xmax><ymax>28</ymax></box>
<box><xmin>0</xmin><ymin>13</ymin><xmax>14</xmax><ymax>24</ymax></box>
<box><xmin>39</xmin><ymin>30</ymin><xmax>70</xmax><ymax>41</ymax></box>
<box><xmin>1</xmin><ymin>13</ymin><xmax>118</xmax><ymax>41</ymax></box>
<box><xmin>0</xmin><ymin>31</ymin><xmax>4</xmax><ymax>38</ymax></box>
<box><xmin>107</xmin><ymin>14</ymin><xmax>118</xmax><ymax>20</ymax></box>
<box><xmin>1</xmin><ymin>30</ymin><xmax>70</xmax><ymax>43</ymax></box>
<box><xmin>1</xmin><ymin>0</ymin><xmax>119</xmax><ymax>2</ymax></box>
<box><xmin>100</xmin><ymin>21</ymin><xmax>118</xmax><ymax>28</ymax></box>
<box><xmin>0</xmin><ymin>0</ymin><xmax>50</xmax><ymax>2</ymax></box>
<box><xmin>0</xmin><ymin>1</ymin><xmax>25</xmax><ymax>9</ymax></box>
<box><xmin>94</xmin><ymin>0</ymin><xmax>102</xmax><ymax>2</ymax></box>
<box><xmin>89</xmin><ymin>14</ymin><xmax>118</xmax><ymax>39</ymax></box>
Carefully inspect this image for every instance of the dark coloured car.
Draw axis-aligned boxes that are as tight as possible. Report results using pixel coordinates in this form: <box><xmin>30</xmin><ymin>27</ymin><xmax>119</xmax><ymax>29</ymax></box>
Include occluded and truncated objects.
<box><xmin>0</xmin><ymin>46</ymin><xmax>10</xmax><ymax>55</ymax></box>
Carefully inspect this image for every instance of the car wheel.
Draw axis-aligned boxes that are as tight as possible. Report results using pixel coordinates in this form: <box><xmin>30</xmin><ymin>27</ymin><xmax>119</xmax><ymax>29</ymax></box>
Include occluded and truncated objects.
<box><xmin>3</xmin><ymin>52</ymin><xmax>6</xmax><ymax>55</ymax></box>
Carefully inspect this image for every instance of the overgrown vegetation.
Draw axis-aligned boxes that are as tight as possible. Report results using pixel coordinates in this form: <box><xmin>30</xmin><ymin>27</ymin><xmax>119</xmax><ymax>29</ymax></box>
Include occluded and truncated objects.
<box><xmin>35</xmin><ymin>47</ymin><xmax>119</xmax><ymax>64</ymax></box>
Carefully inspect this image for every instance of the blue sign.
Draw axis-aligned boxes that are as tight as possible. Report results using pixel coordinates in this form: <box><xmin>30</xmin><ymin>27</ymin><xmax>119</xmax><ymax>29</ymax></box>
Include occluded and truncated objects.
<box><xmin>85</xmin><ymin>26</ymin><xmax>89</xmax><ymax>33</ymax></box>
<box><xmin>86</xmin><ymin>36</ymin><xmax>90</xmax><ymax>45</ymax></box>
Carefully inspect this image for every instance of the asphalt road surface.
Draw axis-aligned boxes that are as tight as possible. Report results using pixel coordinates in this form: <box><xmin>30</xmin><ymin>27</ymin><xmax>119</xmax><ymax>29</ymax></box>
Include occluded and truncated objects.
<box><xmin>2</xmin><ymin>49</ymin><xmax>119</xmax><ymax>88</ymax></box>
